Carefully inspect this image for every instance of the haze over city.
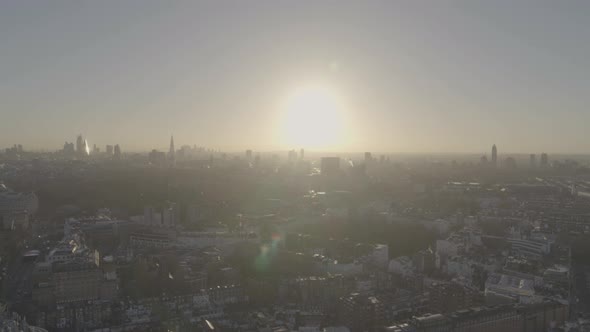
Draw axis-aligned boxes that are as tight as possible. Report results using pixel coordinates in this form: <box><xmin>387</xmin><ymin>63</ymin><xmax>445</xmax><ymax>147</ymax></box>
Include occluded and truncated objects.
<box><xmin>3</xmin><ymin>1</ymin><xmax>590</xmax><ymax>153</ymax></box>
<box><xmin>7</xmin><ymin>2</ymin><xmax>590</xmax><ymax>332</ymax></box>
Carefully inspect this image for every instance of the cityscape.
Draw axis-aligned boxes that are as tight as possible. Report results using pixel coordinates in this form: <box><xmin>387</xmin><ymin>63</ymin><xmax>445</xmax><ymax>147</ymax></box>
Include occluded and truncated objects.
<box><xmin>3</xmin><ymin>1</ymin><xmax>590</xmax><ymax>332</ymax></box>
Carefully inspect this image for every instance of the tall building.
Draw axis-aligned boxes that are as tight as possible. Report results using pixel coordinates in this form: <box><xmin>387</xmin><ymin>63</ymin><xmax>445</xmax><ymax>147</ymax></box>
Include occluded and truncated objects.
<box><xmin>540</xmin><ymin>153</ymin><xmax>549</xmax><ymax>168</ymax></box>
<box><xmin>529</xmin><ymin>154</ymin><xmax>536</xmax><ymax>168</ymax></box>
<box><xmin>288</xmin><ymin>149</ymin><xmax>297</xmax><ymax>162</ymax></box>
<box><xmin>168</xmin><ymin>136</ymin><xmax>176</xmax><ymax>167</ymax></box>
<box><xmin>245</xmin><ymin>149</ymin><xmax>252</xmax><ymax>160</ymax></box>
<box><xmin>113</xmin><ymin>144</ymin><xmax>121</xmax><ymax>159</ymax></box>
<box><xmin>491</xmin><ymin>144</ymin><xmax>497</xmax><ymax>167</ymax></box>
<box><xmin>105</xmin><ymin>145</ymin><xmax>114</xmax><ymax>155</ymax></box>
<box><xmin>76</xmin><ymin>135</ymin><xmax>84</xmax><ymax>155</ymax></box>
<box><xmin>300</xmin><ymin>148</ymin><xmax>304</xmax><ymax>160</ymax></box>
<box><xmin>364</xmin><ymin>152</ymin><xmax>372</xmax><ymax>163</ymax></box>
<box><xmin>321</xmin><ymin>157</ymin><xmax>340</xmax><ymax>176</ymax></box>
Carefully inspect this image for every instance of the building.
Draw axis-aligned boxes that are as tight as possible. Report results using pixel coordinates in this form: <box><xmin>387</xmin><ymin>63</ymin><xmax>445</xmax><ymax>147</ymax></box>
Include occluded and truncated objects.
<box><xmin>76</xmin><ymin>134</ymin><xmax>84</xmax><ymax>156</ymax></box>
<box><xmin>105</xmin><ymin>145</ymin><xmax>114</xmax><ymax>155</ymax></box>
<box><xmin>0</xmin><ymin>184</ymin><xmax>38</xmax><ymax>230</ymax></box>
<box><xmin>365</xmin><ymin>152</ymin><xmax>372</xmax><ymax>163</ymax></box>
<box><xmin>407</xmin><ymin>301</ymin><xmax>568</xmax><ymax>332</ymax></box>
<box><xmin>339</xmin><ymin>293</ymin><xmax>386</xmax><ymax>332</ymax></box>
<box><xmin>429</xmin><ymin>282</ymin><xmax>481</xmax><ymax>314</ymax></box>
<box><xmin>168</xmin><ymin>135</ymin><xmax>176</xmax><ymax>167</ymax></box>
<box><xmin>113</xmin><ymin>144</ymin><xmax>121</xmax><ymax>159</ymax></box>
<box><xmin>148</xmin><ymin>149</ymin><xmax>166</xmax><ymax>166</ymax></box>
<box><xmin>35</xmin><ymin>260</ymin><xmax>118</xmax><ymax>305</ymax></box>
<box><xmin>246</xmin><ymin>149</ymin><xmax>252</xmax><ymax>160</ymax></box>
<box><xmin>540</xmin><ymin>153</ymin><xmax>549</xmax><ymax>168</ymax></box>
<box><xmin>529</xmin><ymin>154</ymin><xmax>536</xmax><ymax>168</ymax></box>
<box><xmin>484</xmin><ymin>273</ymin><xmax>534</xmax><ymax>303</ymax></box>
<box><xmin>321</xmin><ymin>157</ymin><xmax>341</xmax><ymax>176</ymax></box>
<box><xmin>491</xmin><ymin>144</ymin><xmax>497</xmax><ymax>167</ymax></box>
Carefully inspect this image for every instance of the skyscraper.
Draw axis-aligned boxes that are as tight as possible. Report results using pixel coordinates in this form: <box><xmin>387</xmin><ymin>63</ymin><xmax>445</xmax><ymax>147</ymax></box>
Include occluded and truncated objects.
<box><xmin>529</xmin><ymin>154</ymin><xmax>536</xmax><ymax>168</ymax></box>
<box><xmin>491</xmin><ymin>144</ymin><xmax>497</xmax><ymax>167</ymax></box>
<box><xmin>106</xmin><ymin>145</ymin><xmax>114</xmax><ymax>155</ymax></box>
<box><xmin>540</xmin><ymin>153</ymin><xmax>549</xmax><ymax>168</ymax></box>
<box><xmin>114</xmin><ymin>144</ymin><xmax>121</xmax><ymax>159</ymax></box>
<box><xmin>168</xmin><ymin>136</ymin><xmax>176</xmax><ymax>167</ymax></box>
<box><xmin>300</xmin><ymin>148</ymin><xmax>304</xmax><ymax>160</ymax></box>
<box><xmin>364</xmin><ymin>152</ymin><xmax>372</xmax><ymax>163</ymax></box>
<box><xmin>76</xmin><ymin>135</ymin><xmax>84</xmax><ymax>155</ymax></box>
<box><xmin>245</xmin><ymin>149</ymin><xmax>252</xmax><ymax>160</ymax></box>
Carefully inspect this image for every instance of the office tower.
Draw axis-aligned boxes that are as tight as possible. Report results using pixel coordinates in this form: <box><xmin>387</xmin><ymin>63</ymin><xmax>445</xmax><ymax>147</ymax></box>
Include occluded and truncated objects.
<box><xmin>288</xmin><ymin>149</ymin><xmax>297</xmax><ymax>162</ymax></box>
<box><xmin>113</xmin><ymin>144</ymin><xmax>121</xmax><ymax>159</ymax></box>
<box><xmin>529</xmin><ymin>154</ymin><xmax>537</xmax><ymax>168</ymax></box>
<box><xmin>84</xmin><ymin>139</ymin><xmax>90</xmax><ymax>155</ymax></box>
<box><xmin>245</xmin><ymin>149</ymin><xmax>252</xmax><ymax>160</ymax></box>
<box><xmin>105</xmin><ymin>145</ymin><xmax>114</xmax><ymax>155</ymax></box>
<box><xmin>168</xmin><ymin>136</ymin><xmax>176</xmax><ymax>167</ymax></box>
<box><xmin>491</xmin><ymin>144</ymin><xmax>497</xmax><ymax>167</ymax></box>
<box><xmin>300</xmin><ymin>148</ymin><xmax>304</xmax><ymax>160</ymax></box>
<box><xmin>364</xmin><ymin>152</ymin><xmax>372</xmax><ymax>163</ymax></box>
<box><xmin>540</xmin><ymin>153</ymin><xmax>549</xmax><ymax>167</ymax></box>
<box><xmin>321</xmin><ymin>157</ymin><xmax>340</xmax><ymax>176</ymax></box>
<box><xmin>63</xmin><ymin>142</ymin><xmax>75</xmax><ymax>155</ymax></box>
<box><xmin>76</xmin><ymin>135</ymin><xmax>84</xmax><ymax>155</ymax></box>
<box><xmin>480</xmin><ymin>155</ymin><xmax>488</xmax><ymax>164</ymax></box>
<box><xmin>92</xmin><ymin>144</ymin><xmax>99</xmax><ymax>154</ymax></box>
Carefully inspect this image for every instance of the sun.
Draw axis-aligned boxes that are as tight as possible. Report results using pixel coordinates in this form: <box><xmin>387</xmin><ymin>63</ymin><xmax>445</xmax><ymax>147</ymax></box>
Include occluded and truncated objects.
<box><xmin>278</xmin><ymin>84</ymin><xmax>346</xmax><ymax>150</ymax></box>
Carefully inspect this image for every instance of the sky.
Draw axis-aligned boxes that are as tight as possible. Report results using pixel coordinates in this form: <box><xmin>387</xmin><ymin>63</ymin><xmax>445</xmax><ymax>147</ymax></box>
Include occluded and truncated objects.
<box><xmin>2</xmin><ymin>1</ymin><xmax>590</xmax><ymax>153</ymax></box>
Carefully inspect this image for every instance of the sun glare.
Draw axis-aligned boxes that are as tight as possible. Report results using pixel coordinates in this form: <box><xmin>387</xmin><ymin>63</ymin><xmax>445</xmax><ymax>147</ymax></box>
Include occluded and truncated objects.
<box><xmin>279</xmin><ymin>84</ymin><xmax>345</xmax><ymax>150</ymax></box>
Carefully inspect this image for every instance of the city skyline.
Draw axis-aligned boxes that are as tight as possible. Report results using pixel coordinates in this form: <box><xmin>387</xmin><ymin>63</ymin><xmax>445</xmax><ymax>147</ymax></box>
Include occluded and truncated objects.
<box><xmin>3</xmin><ymin>2</ymin><xmax>590</xmax><ymax>153</ymax></box>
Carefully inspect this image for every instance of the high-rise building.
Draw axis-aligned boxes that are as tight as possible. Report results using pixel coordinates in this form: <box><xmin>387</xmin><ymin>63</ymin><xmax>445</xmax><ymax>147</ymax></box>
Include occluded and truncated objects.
<box><xmin>300</xmin><ymin>148</ymin><xmax>304</xmax><ymax>160</ymax></box>
<box><xmin>364</xmin><ymin>152</ymin><xmax>372</xmax><ymax>163</ymax></box>
<box><xmin>491</xmin><ymin>144</ymin><xmax>497</xmax><ymax>167</ymax></box>
<box><xmin>288</xmin><ymin>149</ymin><xmax>297</xmax><ymax>162</ymax></box>
<box><xmin>113</xmin><ymin>144</ymin><xmax>121</xmax><ymax>159</ymax></box>
<box><xmin>245</xmin><ymin>149</ymin><xmax>252</xmax><ymax>160</ymax></box>
<box><xmin>105</xmin><ymin>145</ymin><xmax>114</xmax><ymax>155</ymax></box>
<box><xmin>540</xmin><ymin>153</ymin><xmax>549</xmax><ymax>168</ymax></box>
<box><xmin>529</xmin><ymin>154</ymin><xmax>537</xmax><ymax>168</ymax></box>
<box><xmin>321</xmin><ymin>157</ymin><xmax>340</xmax><ymax>176</ymax></box>
<box><xmin>76</xmin><ymin>135</ymin><xmax>84</xmax><ymax>155</ymax></box>
<box><xmin>168</xmin><ymin>136</ymin><xmax>176</xmax><ymax>167</ymax></box>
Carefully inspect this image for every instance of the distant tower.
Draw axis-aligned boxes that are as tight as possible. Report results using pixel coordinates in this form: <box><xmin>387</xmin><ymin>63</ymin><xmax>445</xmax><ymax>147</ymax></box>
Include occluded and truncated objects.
<box><xmin>114</xmin><ymin>144</ymin><xmax>121</xmax><ymax>159</ymax></box>
<box><xmin>168</xmin><ymin>136</ymin><xmax>176</xmax><ymax>167</ymax></box>
<box><xmin>540</xmin><ymin>153</ymin><xmax>549</xmax><ymax>168</ymax></box>
<box><xmin>76</xmin><ymin>134</ymin><xmax>84</xmax><ymax>155</ymax></box>
<box><xmin>491</xmin><ymin>144</ymin><xmax>497</xmax><ymax>167</ymax></box>
<box><xmin>300</xmin><ymin>148</ymin><xmax>304</xmax><ymax>160</ymax></box>
<box><xmin>246</xmin><ymin>149</ymin><xmax>252</xmax><ymax>160</ymax></box>
<box><xmin>364</xmin><ymin>152</ymin><xmax>372</xmax><ymax>163</ymax></box>
<box><xmin>529</xmin><ymin>154</ymin><xmax>536</xmax><ymax>168</ymax></box>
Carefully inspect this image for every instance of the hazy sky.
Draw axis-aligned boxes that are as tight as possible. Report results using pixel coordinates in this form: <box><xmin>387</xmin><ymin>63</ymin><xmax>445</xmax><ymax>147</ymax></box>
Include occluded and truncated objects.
<box><xmin>2</xmin><ymin>1</ymin><xmax>590</xmax><ymax>153</ymax></box>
